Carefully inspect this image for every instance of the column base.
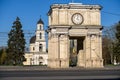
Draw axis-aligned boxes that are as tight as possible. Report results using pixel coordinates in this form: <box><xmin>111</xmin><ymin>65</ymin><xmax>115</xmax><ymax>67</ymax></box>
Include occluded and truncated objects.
<box><xmin>85</xmin><ymin>58</ymin><xmax>104</xmax><ymax>68</ymax></box>
<box><xmin>47</xmin><ymin>58</ymin><xmax>69</xmax><ymax>68</ymax></box>
<box><xmin>77</xmin><ymin>58</ymin><xmax>103</xmax><ymax>68</ymax></box>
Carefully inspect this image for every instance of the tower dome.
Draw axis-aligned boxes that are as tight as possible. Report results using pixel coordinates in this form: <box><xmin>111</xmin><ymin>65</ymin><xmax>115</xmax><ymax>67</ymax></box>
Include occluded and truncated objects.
<box><xmin>37</xmin><ymin>18</ymin><xmax>44</xmax><ymax>24</ymax></box>
<box><xmin>30</xmin><ymin>35</ymin><xmax>36</xmax><ymax>44</ymax></box>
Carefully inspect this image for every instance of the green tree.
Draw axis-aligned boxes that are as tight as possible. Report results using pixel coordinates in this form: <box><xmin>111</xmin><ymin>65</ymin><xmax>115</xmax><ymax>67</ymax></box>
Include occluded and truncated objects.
<box><xmin>7</xmin><ymin>17</ymin><xmax>26</xmax><ymax>65</ymax></box>
<box><xmin>0</xmin><ymin>49</ymin><xmax>3</xmax><ymax>64</ymax></box>
<box><xmin>113</xmin><ymin>21</ymin><xmax>120</xmax><ymax>63</ymax></box>
<box><xmin>102</xmin><ymin>37</ymin><xmax>111</xmax><ymax>65</ymax></box>
<box><xmin>0</xmin><ymin>49</ymin><xmax>7</xmax><ymax>65</ymax></box>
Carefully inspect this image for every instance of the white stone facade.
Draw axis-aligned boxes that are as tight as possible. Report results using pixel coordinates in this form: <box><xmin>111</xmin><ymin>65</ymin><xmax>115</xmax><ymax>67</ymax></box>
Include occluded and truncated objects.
<box><xmin>23</xmin><ymin>18</ymin><xmax>48</xmax><ymax>65</ymax></box>
<box><xmin>23</xmin><ymin>52</ymin><xmax>48</xmax><ymax>65</ymax></box>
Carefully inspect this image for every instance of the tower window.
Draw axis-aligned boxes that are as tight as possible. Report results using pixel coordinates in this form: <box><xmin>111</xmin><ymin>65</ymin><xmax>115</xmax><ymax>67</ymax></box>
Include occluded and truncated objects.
<box><xmin>39</xmin><ymin>25</ymin><xmax>42</xmax><ymax>30</ymax></box>
<box><xmin>39</xmin><ymin>56</ymin><xmax>43</xmax><ymax>59</ymax></box>
<box><xmin>40</xmin><ymin>33</ymin><xmax>42</xmax><ymax>39</ymax></box>
<box><xmin>39</xmin><ymin>44</ymin><xmax>43</xmax><ymax>52</ymax></box>
<box><xmin>33</xmin><ymin>47</ymin><xmax>35</xmax><ymax>51</ymax></box>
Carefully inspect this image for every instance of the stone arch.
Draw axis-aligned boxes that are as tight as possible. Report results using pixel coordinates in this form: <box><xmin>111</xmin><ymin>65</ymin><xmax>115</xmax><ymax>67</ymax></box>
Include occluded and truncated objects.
<box><xmin>39</xmin><ymin>44</ymin><xmax>43</xmax><ymax>51</ymax></box>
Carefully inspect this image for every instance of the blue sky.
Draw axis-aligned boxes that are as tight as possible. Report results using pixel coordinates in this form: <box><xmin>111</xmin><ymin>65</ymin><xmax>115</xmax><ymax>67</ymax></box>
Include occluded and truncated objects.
<box><xmin>0</xmin><ymin>0</ymin><xmax>120</xmax><ymax>32</ymax></box>
<box><xmin>0</xmin><ymin>0</ymin><xmax>120</xmax><ymax>46</ymax></box>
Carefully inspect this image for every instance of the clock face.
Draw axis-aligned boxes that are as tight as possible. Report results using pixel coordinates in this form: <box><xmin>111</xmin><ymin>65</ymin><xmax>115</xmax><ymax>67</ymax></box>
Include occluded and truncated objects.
<box><xmin>72</xmin><ymin>13</ymin><xmax>83</xmax><ymax>25</ymax></box>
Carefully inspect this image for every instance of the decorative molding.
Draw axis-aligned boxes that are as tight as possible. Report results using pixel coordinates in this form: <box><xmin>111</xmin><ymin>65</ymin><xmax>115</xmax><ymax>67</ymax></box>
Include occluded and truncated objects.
<box><xmin>50</xmin><ymin>4</ymin><xmax>102</xmax><ymax>10</ymax></box>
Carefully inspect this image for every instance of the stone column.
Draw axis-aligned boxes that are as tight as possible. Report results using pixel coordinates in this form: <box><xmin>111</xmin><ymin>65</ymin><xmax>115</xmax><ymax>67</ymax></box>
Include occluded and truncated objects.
<box><xmin>85</xmin><ymin>34</ymin><xmax>91</xmax><ymax>68</ymax></box>
<box><xmin>59</xmin><ymin>34</ymin><xmax>69</xmax><ymax>68</ymax></box>
<box><xmin>88</xmin><ymin>34</ymin><xmax>103</xmax><ymax>68</ymax></box>
<box><xmin>48</xmin><ymin>33</ymin><xmax>59</xmax><ymax>68</ymax></box>
<box><xmin>91</xmin><ymin>34</ymin><xmax>97</xmax><ymax>58</ymax></box>
<box><xmin>90</xmin><ymin>34</ymin><xmax>98</xmax><ymax>68</ymax></box>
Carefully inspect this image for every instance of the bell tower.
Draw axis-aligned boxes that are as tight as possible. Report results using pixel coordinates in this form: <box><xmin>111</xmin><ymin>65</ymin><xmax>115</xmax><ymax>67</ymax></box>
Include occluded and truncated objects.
<box><xmin>35</xmin><ymin>18</ymin><xmax>46</xmax><ymax>52</ymax></box>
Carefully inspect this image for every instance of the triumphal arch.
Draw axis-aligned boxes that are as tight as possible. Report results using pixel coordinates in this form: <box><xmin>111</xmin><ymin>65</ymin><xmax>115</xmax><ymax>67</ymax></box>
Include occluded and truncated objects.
<box><xmin>47</xmin><ymin>3</ymin><xmax>103</xmax><ymax>68</ymax></box>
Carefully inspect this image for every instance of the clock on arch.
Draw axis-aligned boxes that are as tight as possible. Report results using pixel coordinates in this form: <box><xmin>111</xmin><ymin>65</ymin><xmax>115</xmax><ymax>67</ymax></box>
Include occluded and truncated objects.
<box><xmin>71</xmin><ymin>13</ymin><xmax>83</xmax><ymax>25</ymax></box>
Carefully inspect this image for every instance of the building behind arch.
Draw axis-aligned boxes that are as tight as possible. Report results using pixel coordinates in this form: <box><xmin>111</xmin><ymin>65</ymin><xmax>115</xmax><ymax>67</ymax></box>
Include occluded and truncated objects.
<box><xmin>23</xmin><ymin>18</ymin><xmax>48</xmax><ymax>65</ymax></box>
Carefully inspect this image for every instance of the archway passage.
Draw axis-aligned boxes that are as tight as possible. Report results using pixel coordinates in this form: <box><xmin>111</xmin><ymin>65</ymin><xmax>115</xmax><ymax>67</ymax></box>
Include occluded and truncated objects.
<box><xmin>69</xmin><ymin>37</ymin><xmax>85</xmax><ymax>67</ymax></box>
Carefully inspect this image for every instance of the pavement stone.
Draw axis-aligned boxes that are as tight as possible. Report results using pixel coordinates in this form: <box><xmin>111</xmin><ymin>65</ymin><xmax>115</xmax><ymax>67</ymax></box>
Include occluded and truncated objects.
<box><xmin>0</xmin><ymin>65</ymin><xmax>120</xmax><ymax>71</ymax></box>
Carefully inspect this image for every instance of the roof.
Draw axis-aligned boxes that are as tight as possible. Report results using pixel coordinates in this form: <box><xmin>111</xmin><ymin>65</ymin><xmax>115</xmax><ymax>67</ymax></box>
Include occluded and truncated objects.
<box><xmin>48</xmin><ymin>3</ymin><xmax>102</xmax><ymax>15</ymax></box>
<box><xmin>37</xmin><ymin>18</ymin><xmax>44</xmax><ymax>24</ymax></box>
<box><xmin>30</xmin><ymin>35</ymin><xmax>36</xmax><ymax>44</ymax></box>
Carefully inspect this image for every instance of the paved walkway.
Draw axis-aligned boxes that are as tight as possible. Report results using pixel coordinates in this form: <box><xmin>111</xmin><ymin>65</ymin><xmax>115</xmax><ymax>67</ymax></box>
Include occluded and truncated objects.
<box><xmin>0</xmin><ymin>65</ymin><xmax>120</xmax><ymax>71</ymax></box>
